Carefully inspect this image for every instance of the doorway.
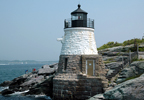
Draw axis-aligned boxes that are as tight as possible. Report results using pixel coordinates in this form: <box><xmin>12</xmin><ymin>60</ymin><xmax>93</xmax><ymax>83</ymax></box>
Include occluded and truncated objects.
<box><xmin>86</xmin><ymin>60</ymin><xmax>94</xmax><ymax>76</ymax></box>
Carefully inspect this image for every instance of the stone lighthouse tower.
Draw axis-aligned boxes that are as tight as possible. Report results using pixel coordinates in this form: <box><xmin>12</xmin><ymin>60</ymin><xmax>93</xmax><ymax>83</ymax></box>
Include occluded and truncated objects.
<box><xmin>59</xmin><ymin>4</ymin><xmax>98</xmax><ymax>57</ymax></box>
<box><xmin>53</xmin><ymin>5</ymin><xmax>108</xmax><ymax>100</ymax></box>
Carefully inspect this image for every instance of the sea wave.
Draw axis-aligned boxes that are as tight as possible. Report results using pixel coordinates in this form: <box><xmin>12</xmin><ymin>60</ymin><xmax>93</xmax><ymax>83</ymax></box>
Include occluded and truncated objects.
<box><xmin>27</xmin><ymin>95</ymin><xmax>52</xmax><ymax>100</ymax></box>
<box><xmin>0</xmin><ymin>64</ymin><xmax>9</xmax><ymax>65</ymax></box>
<box><xmin>0</xmin><ymin>86</ymin><xmax>9</xmax><ymax>92</ymax></box>
<box><xmin>9</xmin><ymin>90</ymin><xmax>29</xmax><ymax>96</ymax></box>
<box><xmin>0</xmin><ymin>89</ymin><xmax>52</xmax><ymax>100</ymax></box>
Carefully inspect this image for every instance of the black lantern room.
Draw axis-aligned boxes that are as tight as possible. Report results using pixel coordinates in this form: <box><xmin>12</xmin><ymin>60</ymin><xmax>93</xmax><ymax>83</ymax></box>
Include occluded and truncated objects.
<box><xmin>64</xmin><ymin>4</ymin><xmax>94</xmax><ymax>29</ymax></box>
<box><xmin>71</xmin><ymin>4</ymin><xmax>87</xmax><ymax>27</ymax></box>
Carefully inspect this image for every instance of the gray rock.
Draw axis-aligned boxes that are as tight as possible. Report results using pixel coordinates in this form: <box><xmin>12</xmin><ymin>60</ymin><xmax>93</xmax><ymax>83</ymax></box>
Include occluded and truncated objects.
<box><xmin>103</xmin><ymin>56</ymin><xmax>116</xmax><ymax>61</ymax></box>
<box><xmin>87</xmin><ymin>94</ymin><xmax>105</xmax><ymax>100</ymax></box>
<box><xmin>20</xmin><ymin>75</ymin><xmax>45</xmax><ymax>87</ymax></box>
<box><xmin>106</xmin><ymin>62</ymin><xmax>123</xmax><ymax>80</ymax></box>
<box><xmin>9</xmin><ymin>77</ymin><xmax>27</xmax><ymax>90</ymax></box>
<box><xmin>114</xmin><ymin>56</ymin><xmax>128</xmax><ymax>62</ymax></box>
<box><xmin>105</xmin><ymin>62</ymin><xmax>122</xmax><ymax>69</ymax></box>
<box><xmin>107</xmin><ymin>52</ymin><xmax>119</xmax><ymax>56</ymax></box>
<box><xmin>1</xmin><ymin>89</ymin><xmax>14</xmax><ymax>96</ymax></box>
<box><xmin>24</xmin><ymin>75</ymin><xmax>54</xmax><ymax>98</ymax></box>
<box><xmin>1</xmin><ymin>63</ymin><xmax>58</xmax><ymax>96</ymax></box>
<box><xmin>104</xmin><ymin>74</ymin><xmax>144</xmax><ymax>100</ymax></box>
<box><xmin>38</xmin><ymin>68</ymin><xmax>56</xmax><ymax>75</ymax></box>
<box><xmin>131</xmin><ymin>61</ymin><xmax>144</xmax><ymax>70</ymax></box>
<box><xmin>108</xmin><ymin>46</ymin><xmax>123</xmax><ymax>52</ymax></box>
<box><xmin>0</xmin><ymin>81</ymin><xmax>12</xmax><ymax>87</ymax></box>
<box><xmin>49</xmin><ymin>63</ymin><xmax>58</xmax><ymax>72</ymax></box>
<box><xmin>116</xmin><ymin>61</ymin><xmax>144</xmax><ymax>83</ymax></box>
<box><xmin>106</xmin><ymin>69</ymin><xmax>114</xmax><ymax>76</ymax></box>
<box><xmin>41</xmin><ymin>65</ymin><xmax>50</xmax><ymax>68</ymax></box>
<box><xmin>108</xmin><ymin>82</ymin><xmax>117</xmax><ymax>87</ymax></box>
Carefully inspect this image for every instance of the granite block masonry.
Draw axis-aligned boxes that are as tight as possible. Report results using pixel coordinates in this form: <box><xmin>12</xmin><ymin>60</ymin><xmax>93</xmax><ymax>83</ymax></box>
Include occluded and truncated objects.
<box><xmin>53</xmin><ymin>55</ymin><xmax>108</xmax><ymax>100</ymax></box>
<box><xmin>53</xmin><ymin>4</ymin><xmax>108</xmax><ymax>99</ymax></box>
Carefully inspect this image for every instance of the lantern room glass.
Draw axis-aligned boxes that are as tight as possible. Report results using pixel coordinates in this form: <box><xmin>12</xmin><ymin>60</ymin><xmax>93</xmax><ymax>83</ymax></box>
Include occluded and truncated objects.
<box><xmin>71</xmin><ymin>14</ymin><xmax>83</xmax><ymax>20</ymax></box>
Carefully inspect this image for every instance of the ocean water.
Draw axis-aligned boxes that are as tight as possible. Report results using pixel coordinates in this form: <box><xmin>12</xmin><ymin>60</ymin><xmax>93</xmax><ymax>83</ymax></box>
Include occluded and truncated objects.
<box><xmin>0</xmin><ymin>62</ymin><xmax>57</xmax><ymax>100</ymax></box>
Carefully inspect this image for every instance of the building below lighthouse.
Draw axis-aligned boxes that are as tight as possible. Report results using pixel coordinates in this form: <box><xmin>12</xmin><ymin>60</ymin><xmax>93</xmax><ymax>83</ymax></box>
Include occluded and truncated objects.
<box><xmin>53</xmin><ymin>5</ymin><xmax>108</xmax><ymax>100</ymax></box>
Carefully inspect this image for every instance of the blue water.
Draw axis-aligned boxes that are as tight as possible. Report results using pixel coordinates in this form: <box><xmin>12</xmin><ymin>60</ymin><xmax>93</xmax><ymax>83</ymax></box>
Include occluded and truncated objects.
<box><xmin>0</xmin><ymin>62</ymin><xmax>57</xmax><ymax>100</ymax></box>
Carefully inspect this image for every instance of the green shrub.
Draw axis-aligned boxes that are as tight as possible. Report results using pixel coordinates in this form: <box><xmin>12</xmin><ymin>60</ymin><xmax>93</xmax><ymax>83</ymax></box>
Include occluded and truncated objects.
<box><xmin>103</xmin><ymin>61</ymin><xmax>113</xmax><ymax>64</ymax></box>
<box><xmin>139</xmin><ymin>47</ymin><xmax>144</xmax><ymax>51</ymax></box>
<box><xmin>132</xmin><ymin>58</ymin><xmax>144</xmax><ymax>62</ymax></box>
<box><xmin>98</xmin><ymin>38</ymin><xmax>144</xmax><ymax>51</ymax></box>
<box><xmin>98</xmin><ymin>41</ymin><xmax>122</xmax><ymax>50</ymax></box>
<box><xmin>125</xmin><ymin>74</ymin><xmax>142</xmax><ymax>81</ymax></box>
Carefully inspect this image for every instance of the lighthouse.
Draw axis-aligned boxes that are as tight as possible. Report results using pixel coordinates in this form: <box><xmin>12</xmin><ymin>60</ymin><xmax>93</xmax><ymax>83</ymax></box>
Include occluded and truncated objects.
<box><xmin>58</xmin><ymin>4</ymin><xmax>98</xmax><ymax>56</ymax></box>
<box><xmin>53</xmin><ymin>5</ymin><xmax>108</xmax><ymax>100</ymax></box>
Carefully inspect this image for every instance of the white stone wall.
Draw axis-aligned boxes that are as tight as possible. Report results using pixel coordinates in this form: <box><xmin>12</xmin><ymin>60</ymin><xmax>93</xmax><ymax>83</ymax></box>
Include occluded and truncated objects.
<box><xmin>58</xmin><ymin>27</ymin><xmax>98</xmax><ymax>55</ymax></box>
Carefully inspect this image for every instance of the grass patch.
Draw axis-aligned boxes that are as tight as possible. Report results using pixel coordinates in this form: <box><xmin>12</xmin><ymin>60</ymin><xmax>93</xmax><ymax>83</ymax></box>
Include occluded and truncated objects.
<box><xmin>125</xmin><ymin>74</ymin><xmax>142</xmax><ymax>81</ymax></box>
<box><xmin>104</xmin><ymin>61</ymin><xmax>116</xmax><ymax>64</ymax></box>
<box><xmin>107</xmin><ymin>58</ymin><xmax>114</xmax><ymax>61</ymax></box>
<box><xmin>103</xmin><ymin>61</ymin><xmax>112</xmax><ymax>64</ymax></box>
<box><xmin>103</xmin><ymin>58</ymin><xmax>115</xmax><ymax>64</ymax></box>
<box><xmin>132</xmin><ymin>58</ymin><xmax>144</xmax><ymax>62</ymax></box>
<box><xmin>98</xmin><ymin>38</ymin><xmax>144</xmax><ymax>51</ymax></box>
<box><xmin>139</xmin><ymin>47</ymin><xmax>144</xmax><ymax>51</ymax></box>
<box><xmin>118</xmin><ymin>74</ymin><xmax>143</xmax><ymax>84</ymax></box>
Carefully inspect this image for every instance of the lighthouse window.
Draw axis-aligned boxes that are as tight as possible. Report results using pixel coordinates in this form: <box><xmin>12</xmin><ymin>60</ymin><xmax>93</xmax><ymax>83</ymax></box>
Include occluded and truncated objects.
<box><xmin>72</xmin><ymin>14</ymin><xmax>83</xmax><ymax>20</ymax></box>
<box><xmin>72</xmin><ymin>15</ymin><xmax>78</xmax><ymax>20</ymax></box>
<box><xmin>64</xmin><ymin>58</ymin><xmax>68</xmax><ymax>70</ymax></box>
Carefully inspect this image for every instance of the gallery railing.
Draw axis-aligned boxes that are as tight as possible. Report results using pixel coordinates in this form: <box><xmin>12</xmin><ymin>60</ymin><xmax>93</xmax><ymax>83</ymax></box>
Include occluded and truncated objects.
<box><xmin>64</xmin><ymin>18</ymin><xmax>94</xmax><ymax>29</ymax></box>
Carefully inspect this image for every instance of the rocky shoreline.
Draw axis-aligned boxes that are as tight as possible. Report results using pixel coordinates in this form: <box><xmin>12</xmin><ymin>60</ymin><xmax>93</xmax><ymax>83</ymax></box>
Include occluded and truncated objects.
<box><xmin>0</xmin><ymin>63</ymin><xmax>58</xmax><ymax>98</ymax></box>
<box><xmin>89</xmin><ymin>44</ymin><xmax>144</xmax><ymax>100</ymax></box>
<box><xmin>1</xmin><ymin>44</ymin><xmax>144</xmax><ymax>100</ymax></box>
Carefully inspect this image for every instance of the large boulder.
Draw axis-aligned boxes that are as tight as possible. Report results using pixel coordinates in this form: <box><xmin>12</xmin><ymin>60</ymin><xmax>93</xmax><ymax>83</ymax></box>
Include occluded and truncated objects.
<box><xmin>116</xmin><ymin>61</ymin><xmax>144</xmax><ymax>83</ymax></box>
<box><xmin>107</xmin><ymin>52</ymin><xmax>120</xmax><ymax>56</ymax></box>
<box><xmin>108</xmin><ymin>46</ymin><xmax>123</xmax><ymax>52</ymax></box>
<box><xmin>0</xmin><ymin>81</ymin><xmax>12</xmax><ymax>87</ymax></box>
<box><xmin>105</xmin><ymin>62</ymin><xmax>122</xmax><ymax>69</ymax></box>
<box><xmin>20</xmin><ymin>75</ymin><xmax>45</xmax><ymax>87</ymax></box>
<box><xmin>1</xmin><ymin>89</ymin><xmax>14</xmax><ymax>95</ymax></box>
<box><xmin>106</xmin><ymin>62</ymin><xmax>123</xmax><ymax>80</ymax></box>
<box><xmin>41</xmin><ymin>65</ymin><xmax>50</xmax><ymax>68</ymax></box>
<box><xmin>38</xmin><ymin>68</ymin><xmax>56</xmax><ymax>75</ymax></box>
<box><xmin>1</xmin><ymin>63</ymin><xmax>58</xmax><ymax>96</ymax></box>
<box><xmin>38</xmin><ymin>63</ymin><xmax>58</xmax><ymax>75</ymax></box>
<box><xmin>24</xmin><ymin>75</ymin><xmax>54</xmax><ymax>98</ymax></box>
<box><xmin>88</xmin><ymin>94</ymin><xmax>105</xmax><ymax>100</ymax></box>
<box><xmin>9</xmin><ymin>77</ymin><xmax>27</xmax><ymax>90</ymax></box>
<box><xmin>104</xmin><ymin>74</ymin><xmax>144</xmax><ymax>100</ymax></box>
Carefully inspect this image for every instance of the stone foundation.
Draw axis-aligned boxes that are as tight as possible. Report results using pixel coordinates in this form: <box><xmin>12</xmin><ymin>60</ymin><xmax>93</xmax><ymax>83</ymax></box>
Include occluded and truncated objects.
<box><xmin>57</xmin><ymin>55</ymin><xmax>82</xmax><ymax>74</ymax></box>
<box><xmin>53</xmin><ymin>55</ymin><xmax>108</xmax><ymax>100</ymax></box>
<box><xmin>57</xmin><ymin>55</ymin><xmax>107</xmax><ymax>75</ymax></box>
<box><xmin>53</xmin><ymin>74</ymin><xmax>108</xmax><ymax>100</ymax></box>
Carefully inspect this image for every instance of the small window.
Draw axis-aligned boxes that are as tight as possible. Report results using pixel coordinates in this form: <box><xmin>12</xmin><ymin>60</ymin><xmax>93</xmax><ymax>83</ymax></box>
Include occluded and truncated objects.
<box><xmin>64</xmin><ymin>58</ymin><xmax>68</xmax><ymax>70</ymax></box>
<box><xmin>71</xmin><ymin>14</ymin><xmax>83</xmax><ymax>20</ymax></box>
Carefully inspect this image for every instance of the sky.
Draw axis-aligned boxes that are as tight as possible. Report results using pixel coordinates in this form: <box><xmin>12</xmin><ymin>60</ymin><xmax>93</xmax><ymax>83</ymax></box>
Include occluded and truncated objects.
<box><xmin>0</xmin><ymin>0</ymin><xmax>144</xmax><ymax>61</ymax></box>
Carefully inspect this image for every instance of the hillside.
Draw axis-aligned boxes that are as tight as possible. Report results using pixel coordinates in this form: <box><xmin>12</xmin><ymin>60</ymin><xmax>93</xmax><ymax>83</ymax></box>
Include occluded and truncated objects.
<box><xmin>98</xmin><ymin>38</ymin><xmax>144</xmax><ymax>51</ymax></box>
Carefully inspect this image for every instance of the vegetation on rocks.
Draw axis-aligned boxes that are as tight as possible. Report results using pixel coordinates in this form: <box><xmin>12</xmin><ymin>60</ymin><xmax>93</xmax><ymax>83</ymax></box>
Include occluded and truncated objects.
<box><xmin>104</xmin><ymin>74</ymin><xmax>144</xmax><ymax>100</ymax></box>
<box><xmin>98</xmin><ymin>38</ymin><xmax>144</xmax><ymax>50</ymax></box>
<box><xmin>132</xmin><ymin>58</ymin><xmax>144</xmax><ymax>62</ymax></box>
<box><xmin>124</xmin><ymin>74</ymin><xmax>142</xmax><ymax>82</ymax></box>
<box><xmin>98</xmin><ymin>41</ymin><xmax>122</xmax><ymax>50</ymax></box>
<box><xmin>90</xmin><ymin>37</ymin><xmax>144</xmax><ymax>100</ymax></box>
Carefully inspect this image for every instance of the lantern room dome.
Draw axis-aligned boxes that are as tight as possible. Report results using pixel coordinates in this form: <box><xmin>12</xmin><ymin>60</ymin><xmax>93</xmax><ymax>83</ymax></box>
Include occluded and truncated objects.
<box><xmin>64</xmin><ymin>4</ymin><xmax>94</xmax><ymax>29</ymax></box>
<box><xmin>71</xmin><ymin>4</ymin><xmax>88</xmax><ymax>14</ymax></box>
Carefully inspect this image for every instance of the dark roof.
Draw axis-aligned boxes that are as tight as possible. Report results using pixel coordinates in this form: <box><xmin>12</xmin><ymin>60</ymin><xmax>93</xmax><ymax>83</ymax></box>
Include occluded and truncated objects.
<box><xmin>71</xmin><ymin>4</ymin><xmax>88</xmax><ymax>14</ymax></box>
